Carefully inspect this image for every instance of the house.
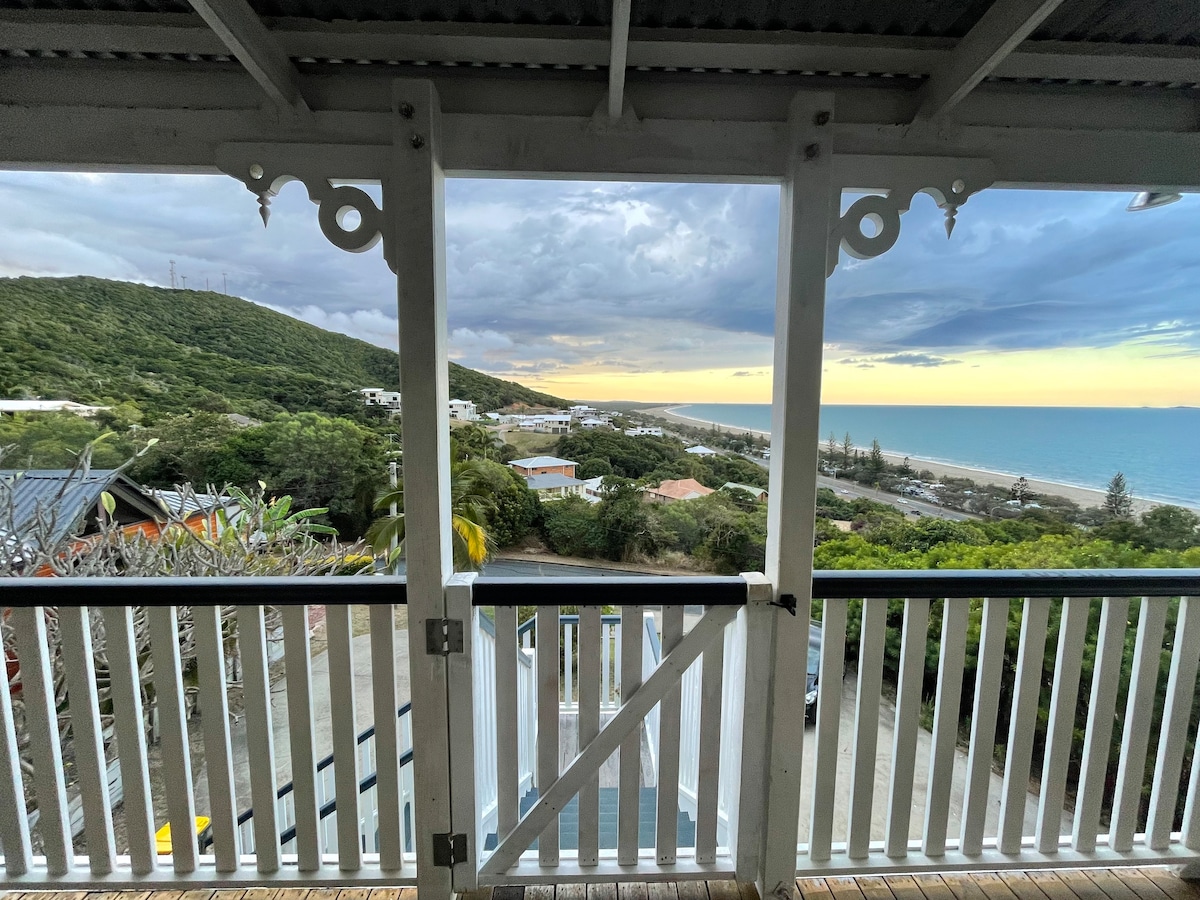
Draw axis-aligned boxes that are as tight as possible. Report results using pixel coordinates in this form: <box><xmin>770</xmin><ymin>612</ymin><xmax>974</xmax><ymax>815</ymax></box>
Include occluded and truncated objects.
<box><xmin>625</xmin><ymin>426</ymin><xmax>664</xmax><ymax>437</ymax></box>
<box><xmin>359</xmin><ymin>388</ymin><xmax>402</xmax><ymax>410</ymax></box>
<box><xmin>685</xmin><ymin>445</ymin><xmax>718</xmax><ymax>457</ymax></box>
<box><xmin>579</xmin><ymin>417</ymin><xmax>608</xmax><ymax>430</ymax></box>
<box><xmin>580</xmin><ymin>476</ymin><xmax>607</xmax><ymax>503</ymax></box>
<box><xmin>0</xmin><ymin>399</ymin><xmax>110</xmax><ymax>417</ymax></box>
<box><xmin>517</xmin><ymin>414</ymin><xmax>571</xmax><ymax>434</ymax></box>
<box><xmin>524</xmin><ymin>473</ymin><xmax>585</xmax><ymax>501</ymax></box>
<box><xmin>722</xmin><ymin>482</ymin><xmax>769</xmax><ymax>502</ymax></box>
<box><xmin>448</xmin><ymin>398</ymin><xmax>478</xmax><ymax>420</ymax></box>
<box><xmin>645</xmin><ymin>478</ymin><xmax>716</xmax><ymax>504</ymax></box>
<box><xmin>568</xmin><ymin>404</ymin><xmax>598</xmax><ymax>419</ymax></box>
<box><xmin>509</xmin><ymin>456</ymin><xmax>578</xmax><ymax>479</ymax></box>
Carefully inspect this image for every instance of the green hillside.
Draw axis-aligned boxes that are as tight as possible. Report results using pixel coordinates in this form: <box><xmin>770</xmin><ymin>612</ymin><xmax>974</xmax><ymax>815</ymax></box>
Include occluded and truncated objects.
<box><xmin>0</xmin><ymin>276</ymin><xmax>567</xmax><ymax>418</ymax></box>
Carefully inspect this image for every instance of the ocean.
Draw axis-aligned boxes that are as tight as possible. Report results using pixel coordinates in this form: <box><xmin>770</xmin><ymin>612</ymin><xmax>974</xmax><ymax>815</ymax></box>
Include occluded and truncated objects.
<box><xmin>669</xmin><ymin>404</ymin><xmax>1200</xmax><ymax>509</ymax></box>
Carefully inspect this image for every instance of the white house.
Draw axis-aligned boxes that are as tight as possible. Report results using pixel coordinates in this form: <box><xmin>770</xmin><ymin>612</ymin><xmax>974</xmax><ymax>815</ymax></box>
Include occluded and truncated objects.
<box><xmin>0</xmin><ymin>399</ymin><xmax>110</xmax><ymax>417</ymax></box>
<box><xmin>448</xmin><ymin>398</ymin><xmax>477</xmax><ymax>420</ymax></box>
<box><xmin>579</xmin><ymin>417</ymin><xmax>608</xmax><ymax>430</ymax></box>
<box><xmin>568</xmin><ymin>404</ymin><xmax>597</xmax><ymax>419</ymax></box>
<box><xmin>625</xmin><ymin>426</ymin><xmax>664</xmax><ymax>437</ymax></box>
<box><xmin>685</xmin><ymin>445</ymin><xmax>718</xmax><ymax>456</ymax></box>
<box><xmin>359</xmin><ymin>388</ymin><xmax>402</xmax><ymax>410</ymax></box>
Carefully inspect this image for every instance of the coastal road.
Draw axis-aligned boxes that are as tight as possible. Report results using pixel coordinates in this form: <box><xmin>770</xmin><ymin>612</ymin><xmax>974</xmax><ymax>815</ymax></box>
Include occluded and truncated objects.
<box><xmin>741</xmin><ymin>454</ymin><xmax>975</xmax><ymax>521</ymax></box>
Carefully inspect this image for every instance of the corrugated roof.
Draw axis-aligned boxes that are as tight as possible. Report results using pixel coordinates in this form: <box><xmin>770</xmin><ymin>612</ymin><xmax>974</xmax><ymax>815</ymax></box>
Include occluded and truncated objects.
<box><xmin>0</xmin><ymin>469</ymin><xmax>116</xmax><ymax>545</ymax></box>
<box><xmin>510</xmin><ymin>456</ymin><xmax>577</xmax><ymax>469</ymax></box>
<box><xmin>525</xmin><ymin>473</ymin><xmax>584</xmax><ymax>490</ymax></box>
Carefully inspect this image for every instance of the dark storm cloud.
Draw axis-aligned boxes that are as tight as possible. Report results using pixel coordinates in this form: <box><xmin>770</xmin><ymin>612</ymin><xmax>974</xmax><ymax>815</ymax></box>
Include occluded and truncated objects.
<box><xmin>0</xmin><ymin>174</ymin><xmax>1197</xmax><ymax>377</ymax></box>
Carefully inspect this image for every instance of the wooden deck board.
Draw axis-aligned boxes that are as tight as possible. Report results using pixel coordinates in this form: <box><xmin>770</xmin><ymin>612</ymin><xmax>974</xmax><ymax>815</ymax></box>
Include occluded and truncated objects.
<box><xmin>3</xmin><ymin>868</ymin><xmax>1200</xmax><ymax>900</ymax></box>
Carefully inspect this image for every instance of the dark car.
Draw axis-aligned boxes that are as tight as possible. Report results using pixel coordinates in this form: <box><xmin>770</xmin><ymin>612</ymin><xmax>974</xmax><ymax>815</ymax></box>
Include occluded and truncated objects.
<box><xmin>805</xmin><ymin>619</ymin><xmax>822</xmax><ymax>723</ymax></box>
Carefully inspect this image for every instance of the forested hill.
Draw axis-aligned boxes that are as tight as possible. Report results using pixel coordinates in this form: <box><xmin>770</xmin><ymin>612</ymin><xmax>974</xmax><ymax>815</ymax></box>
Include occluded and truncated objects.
<box><xmin>0</xmin><ymin>276</ymin><xmax>567</xmax><ymax>417</ymax></box>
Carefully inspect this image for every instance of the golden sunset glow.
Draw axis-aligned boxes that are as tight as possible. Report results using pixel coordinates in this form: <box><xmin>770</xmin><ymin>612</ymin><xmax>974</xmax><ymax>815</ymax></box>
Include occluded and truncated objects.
<box><xmin>516</xmin><ymin>342</ymin><xmax>1200</xmax><ymax>407</ymax></box>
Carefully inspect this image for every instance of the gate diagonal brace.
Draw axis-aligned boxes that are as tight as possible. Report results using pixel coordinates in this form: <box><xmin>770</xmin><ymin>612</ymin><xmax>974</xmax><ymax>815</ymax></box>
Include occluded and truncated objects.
<box><xmin>481</xmin><ymin>602</ymin><xmax>742</xmax><ymax>874</ymax></box>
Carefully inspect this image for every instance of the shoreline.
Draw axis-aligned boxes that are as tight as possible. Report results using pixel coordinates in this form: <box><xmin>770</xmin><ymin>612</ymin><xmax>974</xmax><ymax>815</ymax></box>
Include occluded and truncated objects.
<box><xmin>643</xmin><ymin>405</ymin><xmax>1188</xmax><ymax>516</ymax></box>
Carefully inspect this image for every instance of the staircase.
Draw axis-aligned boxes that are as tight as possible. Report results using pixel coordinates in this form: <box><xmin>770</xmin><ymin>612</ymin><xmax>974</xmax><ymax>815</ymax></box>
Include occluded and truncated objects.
<box><xmin>483</xmin><ymin>787</ymin><xmax>695</xmax><ymax>851</ymax></box>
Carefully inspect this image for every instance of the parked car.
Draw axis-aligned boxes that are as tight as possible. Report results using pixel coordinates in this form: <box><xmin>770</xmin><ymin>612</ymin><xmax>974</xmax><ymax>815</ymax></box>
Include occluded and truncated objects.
<box><xmin>806</xmin><ymin>619</ymin><xmax>822</xmax><ymax>723</ymax></box>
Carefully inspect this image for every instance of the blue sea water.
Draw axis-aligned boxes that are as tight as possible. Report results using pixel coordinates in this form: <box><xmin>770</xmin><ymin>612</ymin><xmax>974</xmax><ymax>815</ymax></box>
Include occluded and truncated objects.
<box><xmin>670</xmin><ymin>404</ymin><xmax>1200</xmax><ymax>509</ymax></box>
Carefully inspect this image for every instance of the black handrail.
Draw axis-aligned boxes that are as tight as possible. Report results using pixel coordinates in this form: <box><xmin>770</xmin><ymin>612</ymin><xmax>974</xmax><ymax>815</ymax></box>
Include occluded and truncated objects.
<box><xmin>201</xmin><ymin>702</ymin><xmax>413</xmax><ymax>852</ymax></box>
<box><xmin>0</xmin><ymin>575</ymin><xmax>408</xmax><ymax>608</ymax></box>
<box><xmin>811</xmin><ymin>568</ymin><xmax>1200</xmax><ymax>599</ymax></box>
<box><xmin>473</xmin><ymin>575</ymin><xmax>747</xmax><ymax>607</ymax></box>
<box><xmin>275</xmin><ymin>747</ymin><xmax>416</xmax><ymax>847</ymax></box>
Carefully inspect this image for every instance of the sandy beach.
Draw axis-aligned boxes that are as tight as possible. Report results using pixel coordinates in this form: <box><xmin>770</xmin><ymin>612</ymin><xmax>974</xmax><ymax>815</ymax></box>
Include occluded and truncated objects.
<box><xmin>643</xmin><ymin>406</ymin><xmax>1174</xmax><ymax>515</ymax></box>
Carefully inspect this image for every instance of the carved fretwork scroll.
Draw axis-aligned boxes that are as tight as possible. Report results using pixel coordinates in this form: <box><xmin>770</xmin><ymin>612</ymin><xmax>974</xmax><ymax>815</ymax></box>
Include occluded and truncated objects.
<box><xmin>215</xmin><ymin>144</ymin><xmax>395</xmax><ymax>273</ymax></box>
<box><xmin>828</xmin><ymin>156</ymin><xmax>997</xmax><ymax>276</ymax></box>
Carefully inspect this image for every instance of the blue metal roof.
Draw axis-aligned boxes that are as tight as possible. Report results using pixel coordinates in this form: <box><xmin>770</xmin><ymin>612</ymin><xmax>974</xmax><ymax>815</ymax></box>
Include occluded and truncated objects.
<box><xmin>0</xmin><ymin>469</ymin><xmax>162</xmax><ymax>546</ymax></box>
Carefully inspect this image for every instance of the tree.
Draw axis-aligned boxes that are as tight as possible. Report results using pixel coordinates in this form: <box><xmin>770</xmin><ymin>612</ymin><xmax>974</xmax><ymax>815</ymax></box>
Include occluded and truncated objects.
<box><xmin>578</xmin><ymin>458</ymin><xmax>613</xmax><ymax>479</ymax></box>
<box><xmin>865</xmin><ymin>439</ymin><xmax>886</xmax><ymax>479</ymax></box>
<box><xmin>825</xmin><ymin>431</ymin><xmax>838</xmax><ymax>467</ymax></box>
<box><xmin>1010</xmin><ymin>476</ymin><xmax>1033</xmax><ymax>506</ymax></box>
<box><xmin>1104</xmin><ymin>472</ymin><xmax>1134</xmax><ymax>520</ymax></box>
<box><xmin>1138</xmin><ymin>505</ymin><xmax>1200</xmax><ymax>551</ymax></box>
<box><xmin>842</xmin><ymin>432</ymin><xmax>854</xmax><ymax>467</ymax></box>
<box><xmin>367</xmin><ymin>459</ymin><xmax>497</xmax><ymax>571</ymax></box>
<box><xmin>261</xmin><ymin>412</ymin><xmax>387</xmax><ymax>537</ymax></box>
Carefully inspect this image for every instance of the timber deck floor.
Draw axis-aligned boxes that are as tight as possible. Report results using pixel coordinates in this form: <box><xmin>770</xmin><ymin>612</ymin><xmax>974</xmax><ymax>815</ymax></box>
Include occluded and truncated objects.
<box><xmin>2</xmin><ymin>870</ymin><xmax>1198</xmax><ymax>900</ymax></box>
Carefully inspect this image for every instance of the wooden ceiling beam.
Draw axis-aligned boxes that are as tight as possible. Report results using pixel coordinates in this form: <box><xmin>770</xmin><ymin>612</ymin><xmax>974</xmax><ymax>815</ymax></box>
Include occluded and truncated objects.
<box><xmin>912</xmin><ymin>0</ymin><xmax>1067</xmax><ymax>122</ymax></box>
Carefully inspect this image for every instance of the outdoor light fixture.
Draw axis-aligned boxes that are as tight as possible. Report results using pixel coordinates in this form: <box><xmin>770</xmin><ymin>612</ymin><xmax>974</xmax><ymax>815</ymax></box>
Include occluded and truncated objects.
<box><xmin>1126</xmin><ymin>191</ymin><xmax>1183</xmax><ymax>211</ymax></box>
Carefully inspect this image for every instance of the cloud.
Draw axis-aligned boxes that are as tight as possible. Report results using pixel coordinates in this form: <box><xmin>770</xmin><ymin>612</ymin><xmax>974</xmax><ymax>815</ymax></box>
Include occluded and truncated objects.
<box><xmin>732</xmin><ymin>371</ymin><xmax>752</xmax><ymax>377</ymax></box>
<box><xmin>0</xmin><ymin>173</ymin><xmax>1198</xmax><ymax>389</ymax></box>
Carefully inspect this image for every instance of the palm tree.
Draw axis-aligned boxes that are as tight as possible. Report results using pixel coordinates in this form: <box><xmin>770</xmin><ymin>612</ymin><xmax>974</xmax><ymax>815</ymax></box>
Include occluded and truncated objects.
<box><xmin>366</xmin><ymin>459</ymin><xmax>497</xmax><ymax>571</ymax></box>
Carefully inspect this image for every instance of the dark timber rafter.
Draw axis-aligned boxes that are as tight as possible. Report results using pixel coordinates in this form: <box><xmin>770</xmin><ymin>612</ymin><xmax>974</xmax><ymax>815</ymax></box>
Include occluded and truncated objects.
<box><xmin>913</xmin><ymin>0</ymin><xmax>1067</xmax><ymax>122</ymax></box>
<box><xmin>185</xmin><ymin>0</ymin><xmax>313</xmax><ymax>122</ymax></box>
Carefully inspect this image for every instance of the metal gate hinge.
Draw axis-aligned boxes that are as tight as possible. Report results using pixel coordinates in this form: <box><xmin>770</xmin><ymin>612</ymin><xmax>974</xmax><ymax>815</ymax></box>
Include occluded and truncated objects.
<box><xmin>425</xmin><ymin>618</ymin><xmax>464</xmax><ymax>654</ymax></box>
<box><xmin>432</xmin><ymin>831</ymin><xmax>467</xmax><ymax>866</ymax></box>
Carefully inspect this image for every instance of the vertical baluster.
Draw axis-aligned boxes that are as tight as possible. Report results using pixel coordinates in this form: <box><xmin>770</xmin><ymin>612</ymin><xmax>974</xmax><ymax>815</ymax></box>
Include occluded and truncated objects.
<box><xmin>885</xmin><ymin>597</ymin><xmax>931</xmax><ymax>859</ymax></box>
<box><xmin>809</xmin><ymin>598</ymin><xmax>848</xmax><ymax>862</ymax></box>
<box><xmin>997</xmin><ymin>596</ymin><xmax>1050</xmax><ymax>853</ymax></box>
<box><xmin>1072</xmin><ymin>595</ymin><xmax>1131</xmax><ymax>852</ymax></box>
<box><xmin>102</xmin><ymin>606</ymin><xmax>156</xmax><ymax>874</ymax></box>
<box><xmin>327</xmin><ymin>604</ymin><xmax>362</xmax><ymax>871</ymax></box>
<box><xmin>537</xmin><ymin>605</ymin><xmax>560</xmax><ymax>866</ymax></box>
<box><xmin>0</xmin><ymin>607</ymin><xmax>32</xmax><ymax>876</ymax></box>
<box><xmin>148</xmin><ymin>605</ymin><xmax>198</xmax><ymax>873</ymax></box>
<box><xmin>192</xmin><ymin>605</ymin><xmax>239</xmax><ymax>871</ymax></box>
<box><xmin>578</xmin><ymin>605</ymin><xmax>601</xmax><ymax>866</ymax></box>
<box><xmin>564</xmin><ymin>621</ymin><xmax>574</xmax><ymax>710</ymax></box>
<box><xmin>282</xmin><ymin>604</ymin><xmax>321</xmax><ymax>870</ymax></box>
<box><xmin>58</xmin><ymin>606</ymin><xmax>116</xmax><ymax>874</ymax></box>
<box><xmin>1151</xmin><ymin>597</ymin><xmax>1200</xmax><ymax>849</ymax></box>
<box><xmin>1110</xmin><ymin>596</ymin><xmax>1167</xmax><ymax>851</ymax></box>
<box><xmin>695</xmin><ymin>606</ymin><xmax>726</xmax><ymax>864</ymax></box>
<box><xmin>499</xmin><ymin>607</ymin><xmax>523</xmax><ymax>844</ymax></box>
<box><xmin>960</xmin><ymin>596</ymin><xmax>1009</xmax><ymax>856</ymax></box>
<box><xmin>371</xmin><ymin>601</ymin><xmax>402</xmax><ymax>871</ymax></box>
<box><xmin>10</xmin><ymin>607</ymin><xmax>72</xmax><ymax>875</ymax></box>
<box><xmin>656</xmin><ymin>605</ymin><xmax>685</xmax><ymax>863</ymax></box>
<box><xmin>602</xmin><ymin>622</ymin><xmax>612</xmax><ymax>710</ymax></box>
<box><xmin>239</xmin><ymin>604</ymin><xmax>280</xmax><ymax>873</ymax></box>
<box><xmin>923</xmin><ymin>599</ymin><xmax>968</xmax><ymax>857</ymax></box>
<box><xmin>1036</xmin><ymin>596</ymin><xmax>1089</xmax><ymax>853</ymax></box>
<box><xmin>618</xmin><ymin>605</ymin><xmax>643</xmax><ymax>865</ymax></box>
<box><xmin>615</xmin><ymin>621</ymin><xmax>623</xmax><ymax>707</ymax></box>
<box><xmin>848</xmin><ymin>597</ymin><xmax>886</xmax><ymax>859</ymax></box>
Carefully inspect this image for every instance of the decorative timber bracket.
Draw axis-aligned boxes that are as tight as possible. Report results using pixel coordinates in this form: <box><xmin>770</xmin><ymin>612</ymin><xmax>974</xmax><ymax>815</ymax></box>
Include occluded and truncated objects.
<box><xmin>827</xmin><ymin>155</ymin><xmax>997</xmax><ymax>276</ymax></box>
<box><xmin>215</xmin><ymin>142</ymin><xmax>396</xmax><ymax>273</ymax></box>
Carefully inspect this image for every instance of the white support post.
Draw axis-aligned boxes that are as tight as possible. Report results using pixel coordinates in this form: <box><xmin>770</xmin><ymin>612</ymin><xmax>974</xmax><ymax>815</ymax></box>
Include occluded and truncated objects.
<box><xmin>387</xmin><ymin>76</ymin><xmax>455</xmax><ymax>900</ymax></box>
<box><xmin>446</xmin><ymin>573</ymin><xmax>479</xmax><ymax>890</ymax></box>
<box><xmin>756</xmin><ymin>89</ymin><xmax>834</xmax><ymax>900</ymax></box>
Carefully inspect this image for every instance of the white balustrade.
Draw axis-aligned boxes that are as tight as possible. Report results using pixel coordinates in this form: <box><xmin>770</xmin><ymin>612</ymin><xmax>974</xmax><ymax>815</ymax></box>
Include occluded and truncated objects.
<box><xmin>3</xmin><ymin>573</ymin><xmax>1199</xmax><ymax>891</ymax></box>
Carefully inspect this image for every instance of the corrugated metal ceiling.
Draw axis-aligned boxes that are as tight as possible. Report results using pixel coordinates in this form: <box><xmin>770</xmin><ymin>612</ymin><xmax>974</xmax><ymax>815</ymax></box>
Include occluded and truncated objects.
<box><xmin>0</xmin><ymin>0</ymin><xmax>1195</xmax><ymax>45</ymax></box>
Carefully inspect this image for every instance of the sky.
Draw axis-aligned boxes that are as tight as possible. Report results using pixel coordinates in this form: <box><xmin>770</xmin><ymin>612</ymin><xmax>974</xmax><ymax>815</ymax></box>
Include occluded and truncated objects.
<box><xmin>0</xmin><ymin>171</ymin><xmax>1196</xmax><ymax>407</ymax></box>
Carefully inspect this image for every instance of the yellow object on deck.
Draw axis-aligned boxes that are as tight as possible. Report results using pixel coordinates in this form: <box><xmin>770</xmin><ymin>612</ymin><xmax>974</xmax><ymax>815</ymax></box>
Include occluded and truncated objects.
<box><xmin>154</xmin><ymin>817</ymin><xmax>211</xmax><ymax>854</ymax></box>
